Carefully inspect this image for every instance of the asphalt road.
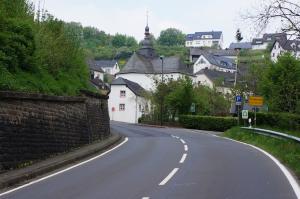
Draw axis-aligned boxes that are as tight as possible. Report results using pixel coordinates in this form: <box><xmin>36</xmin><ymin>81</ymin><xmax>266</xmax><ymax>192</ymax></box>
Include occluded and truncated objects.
<box><xmin>0</xmin><ymin>121</ymin><xmax>298</xmax><ymax>199</ymax></box>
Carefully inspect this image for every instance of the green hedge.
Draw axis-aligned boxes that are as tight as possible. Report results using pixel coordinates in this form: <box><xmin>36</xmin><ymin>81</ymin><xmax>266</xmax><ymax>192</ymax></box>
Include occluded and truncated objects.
<box><xmin>179</xmin><ymin>115</ymin><xmax>237</xmax><ymax>132</ymax></box>
<box><xmin>248</xmin><ymin>112</ymin><xmax>300</xmax><ymax>131</ymax></box>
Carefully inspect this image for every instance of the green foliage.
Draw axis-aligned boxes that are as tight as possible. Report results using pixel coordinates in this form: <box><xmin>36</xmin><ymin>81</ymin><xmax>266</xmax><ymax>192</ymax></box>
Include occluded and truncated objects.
<box><xmin>154</xmin><ymin>45</ymin><xmax>188</xmax><ymax>60</ymax></box>
<box><xmin>248</xmin><ymin>112</ymin><xmax>300</xmax><ymax>133</ymax></box>
<box><xmin>157</xmin><ymin>28</ymin><xmax>186</xmax><ymax>46</ymax></box>
<box><xmin>0</xmin><ymin>1</ymin><xmax>91</xmax><ymax>95</ymax></box>
<box><xmin>261</xmin><ymin>53</ymin><xmax>300</xmax><ymax>113</ymax></box>
<box><xmin>179</xmin><ymin>115</ymin><xmax>237</xmax><ymax>131</ymax></box>
<box><xmin>224</xmin><ymin>127</ymin><xmax>300</xmax><ymax>179</ymax></box>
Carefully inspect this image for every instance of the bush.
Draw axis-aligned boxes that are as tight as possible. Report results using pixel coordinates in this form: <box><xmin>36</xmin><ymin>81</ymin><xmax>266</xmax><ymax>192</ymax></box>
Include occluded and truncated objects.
<box><xmin>248</xmin><ymin>112</ymin><xmax>300</xmax><ymax>131</ymax></box>
<box><xmin>179</xmin><ymin>115</ymin><xmax>237</xmax><ymax>131</ymax></box>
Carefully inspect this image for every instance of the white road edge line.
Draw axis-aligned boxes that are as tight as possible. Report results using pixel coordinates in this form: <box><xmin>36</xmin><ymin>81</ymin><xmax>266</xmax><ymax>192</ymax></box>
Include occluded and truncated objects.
<box><xmin>159</xmin><ymin>168</ymin><xmax>179</xmax><ymax>186</ymax></box>
<box><xmin>222</xmin><ymin>137</ymin><xmax>300</xmax><ymax>198</ymax></box>
<box><xmin>184</xmin><ymin>145</ymin><xmax>188</xmax><ymax>151</ymax></box>
<box><xmin>142</xmin><ymin>197</ymin><xmax>150</xmax><ymax>199</ymax></box>
<box><xmin>179</xmin><ymin>153</ymin><xmax>187</xmax><ymax>164</ymax></box>
<box><xmin>180</xmin><ymin>139</ymin><xmax>186</xmax><ymax>144</ymax></box>
<box><xmin>0</xmin><ymin>137</ymin><xmax>129</xmax><ymax>197</ymax></box>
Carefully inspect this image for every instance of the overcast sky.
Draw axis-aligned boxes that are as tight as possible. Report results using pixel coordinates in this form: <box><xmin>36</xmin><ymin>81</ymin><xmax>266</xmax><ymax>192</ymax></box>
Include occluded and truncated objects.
<box><xmin>31</xmin><ymin>0</ymin><xmax>278</xmax><ymax>48</ymax></box>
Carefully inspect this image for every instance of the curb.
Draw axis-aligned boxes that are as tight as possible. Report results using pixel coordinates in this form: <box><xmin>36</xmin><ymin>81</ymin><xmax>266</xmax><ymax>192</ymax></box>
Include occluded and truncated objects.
<box><xmin>0</xmin><ymin>133</ymin><xmax>123</xmax><ymax>190</ymax></box>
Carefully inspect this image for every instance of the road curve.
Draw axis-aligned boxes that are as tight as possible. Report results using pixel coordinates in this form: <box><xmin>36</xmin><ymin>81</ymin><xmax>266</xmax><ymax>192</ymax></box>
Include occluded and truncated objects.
<box><xmin>0</xmin><ymin>121</ymin><xmax>298</xmax><ymax>199</ymax></box>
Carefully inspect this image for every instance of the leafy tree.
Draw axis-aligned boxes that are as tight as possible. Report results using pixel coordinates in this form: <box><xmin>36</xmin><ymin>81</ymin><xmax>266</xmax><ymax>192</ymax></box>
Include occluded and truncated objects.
<box><xmin>157</xmin><ymin>28</ymin><xmax>186</xmax><ymax>46</ymax></box>
<box><xmin>111</xmin><ymin>33</ymin><xmax>127</xmax><ymax>48</ymax></box>
<box><xmin>260</xmin><ymin>53</ymin><xmax>300</xmax><ymax>113</ymax></box>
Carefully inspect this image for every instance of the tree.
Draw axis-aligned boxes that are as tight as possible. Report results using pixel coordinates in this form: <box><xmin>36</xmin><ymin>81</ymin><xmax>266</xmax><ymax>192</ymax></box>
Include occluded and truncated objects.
<box><xmin>261</xmin><ymin>53</ymin><xmax>300</xmax><ymax>113</ymax></box>
<box><xmin>111</xmin><ymin>34</ymin><xmax>127</xmax><ymax>48</ymax></box>
<box><xmin>157</xmin><ymin>28</ymin><xmax>186</xmax><ymax>46</ymax></box>
<box><xmin>244</xmin><ymin>0</ymin><xmax>300</xmax><ymax>37</ymax></box>
<box><xmin>236</xmin><ymin>29</ymin><xmax>243</xmax><ymax>42</ymax></box>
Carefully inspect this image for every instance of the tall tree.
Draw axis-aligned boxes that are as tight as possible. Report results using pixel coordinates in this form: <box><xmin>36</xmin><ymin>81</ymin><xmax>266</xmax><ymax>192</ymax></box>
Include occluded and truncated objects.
<box><xmin>244</xmin><ymin>0</ymin><xmax>300</xmax><ymax>37</ymax></box>
<box><xmin>157</xmin><ymin>28</ymin><xmax>186</xmax><ymax>46</ymax></box>
<box><xmin>261</xmin><ymin>53</ymin><xmax>300</xmax><ymax>113</ymax></box>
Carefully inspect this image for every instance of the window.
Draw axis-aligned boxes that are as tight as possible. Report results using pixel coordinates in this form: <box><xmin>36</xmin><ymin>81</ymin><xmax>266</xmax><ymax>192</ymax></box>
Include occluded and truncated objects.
<box><xmin>272</xmin><ymin>53</ymin><xmax>275</xmax><ymax>57</ymax></box>
<box><xmin>199</xmin><ymin>58</ymin><xmax>206</xmax><ymax>64</ymax></box>
<box><xmin>139</xmin><ymin>104</ymin><xmax>142</xmax><ymax>112</ymax></box>
<box><xmin>120</xmin><ymin>90</ymin><xmax>126</xmax><ymax>98</ymax></box>
<box><xmin>119</xmin><ymin>104</ymin><xmax>125</xmax><ymax>111</ymax></box>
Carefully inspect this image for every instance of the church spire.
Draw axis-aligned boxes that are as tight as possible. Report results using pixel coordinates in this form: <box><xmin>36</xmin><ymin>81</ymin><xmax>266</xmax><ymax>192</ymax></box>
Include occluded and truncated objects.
<box><xmin>145</xmin><ymin>10</ymin><xmax>150</xmax><ymax>37</ymax></box>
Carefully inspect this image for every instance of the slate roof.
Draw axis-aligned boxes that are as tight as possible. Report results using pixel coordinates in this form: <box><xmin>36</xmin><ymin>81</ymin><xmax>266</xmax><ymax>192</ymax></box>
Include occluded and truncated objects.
<box><xmin>111</xmin><ymin>77</ymin><xmax>146</xmax><ymax>96</ymax></box>
<box><xmin>90</xmin><ymin>60</ymin><xmax>117</xmax><ymax>69</ymax></box>
<box><xmin>195</xmin><ymin>69</ymin><xmax>235</xmax><ymax>87</ymax></box>
<box><xmin>186</xmin><ymin>31</ymin><xmax>222</xmax><ymax>41</ymax></box>
<box><xmin>190</xmin><ymin>48</ymin><xmax>238</xmax><ymax>57</ymax></box>
<box><xmin>90</xmin><ymin>78</ymin><xmax>110</xmax><ymax>90</ymax></box>
<box><xmin>229</xmin><ymin>42</ymin><xmax>252</xmax><ymax>50</ymax></box>
<box><xmin>118</xmin><ymin>52</ymin><xmax>193</xmax><ymax>75</ymax></box>
<box><xmin>195</xmin><ymin>51</ymin><xmax>236</xmax><ymax>70</ymax></box>
<box><xmin>252</xmin><ymin>33</ymin><xmax>287</xmax><ymax>45</ymax></box>
<box><xmin>274</xmin><ymin>39</ymin><xmax>300</xmax><ymax>51</ymax></box>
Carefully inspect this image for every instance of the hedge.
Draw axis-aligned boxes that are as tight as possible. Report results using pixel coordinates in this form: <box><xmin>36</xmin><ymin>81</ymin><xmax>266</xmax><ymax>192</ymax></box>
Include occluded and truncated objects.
<box><xmin>248</xmin><ymin>112</ymin><xmax>300</xmax><ymax>131</ymax></box>
<box><xmin>179</xmin><ymin>115</ymin><xmax>237</xmax><ymax>132</ymax></box>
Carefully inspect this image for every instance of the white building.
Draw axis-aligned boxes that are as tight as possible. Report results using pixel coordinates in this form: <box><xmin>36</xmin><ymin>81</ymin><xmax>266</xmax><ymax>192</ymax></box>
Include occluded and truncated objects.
<box><xmin>109</xmin><ymin>77</ymin><xmax>149</xmax><ymax>124</ymax></box>
<box><xmin>185</xmin><ymin>31</ymin><xmax>223</xmax><ymax>49</ymax></box>
<box><xmin>88</xmin><ymin>60</ymin><xmax>105</xmax><ymax>81</ymax></box>
<box><xmin>193</xmin><ymin>52</ymin><xmax>236</xmax><ymax>74</ymax></box>
<box><xmin>270</xmin><ymin>39</ymin><xmax>300</xmax><ymax>62</ymax></box>
<box><xmin>91</xmin><ymin>60</ymin><xmax>120</xmax><ymax>75</ymax></box>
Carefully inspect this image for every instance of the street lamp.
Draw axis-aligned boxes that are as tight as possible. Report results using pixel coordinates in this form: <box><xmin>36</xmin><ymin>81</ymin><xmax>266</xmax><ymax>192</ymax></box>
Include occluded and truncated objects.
<box><xmin>160</xmin><ymin>55</ymin><xmax>164</xmax><ymax>126</ymax></box>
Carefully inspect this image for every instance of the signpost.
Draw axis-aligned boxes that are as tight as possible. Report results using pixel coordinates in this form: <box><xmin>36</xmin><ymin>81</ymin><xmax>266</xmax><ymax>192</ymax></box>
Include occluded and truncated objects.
<box><xmin>242</xmin><ymin>110</ymin><xmax>248</xmax><ymax>127</ymax></box>
<box><xmin>235</xmin><ymin>96</ymin><xmax>242</xmax><ymax>125</ymax></box>
<box><xmin>190</xmin><ymin>103</ymin><xmax>196</xmax><ymax>114</ymax></box>
<box><xmin>249</xmin><ymin>96</ymin><xmax>264</xmax><ymax>128</ymax></box>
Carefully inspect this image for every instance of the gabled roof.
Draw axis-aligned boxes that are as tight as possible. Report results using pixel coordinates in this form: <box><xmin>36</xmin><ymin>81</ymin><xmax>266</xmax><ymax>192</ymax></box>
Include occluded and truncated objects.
<box><xmin>274</xmin><ymin>39</ymin><xmax>300</xmax><ymax>51</ymax></box>
<box><xmin>186</xmin><ymin>31</ymin><xmax>222</xmax><ymax>41</ymax></box>
<box><xmin>118</xmin><ymin>52</ymin><xmax>193</xmax><ymax>75</ymax></box>
<box><xmin>229</xmin><ymin>42</ymin><xmax>252</xmax><ymax>50</ymax></box>
<box><xmin>195</xmin><ymin>69</ymin><xmax>235</xmax><ymax>87</ymax></box>
<box><xmin>252</xmin><ymin>33</ymin><xmax>287</xmax><ymax>45</ymax></box>
<box><xmin>92</xmin><ymin>60</ymin><xmax>117</xmax><ymax>68</ymax></box>
<box><xmin>88</xmin><ymin>60</ymin><xmax>104</xmax><ymax>73</ymax></box>
<box><xmin>111</xmin><ymin>77</ymin><xmax>146</xmax><ymax>96</ymax></box>
<box><xmin>196</xmin><ymin>52</ymin><xmax>236</xmax><ymax>70</ymax></box>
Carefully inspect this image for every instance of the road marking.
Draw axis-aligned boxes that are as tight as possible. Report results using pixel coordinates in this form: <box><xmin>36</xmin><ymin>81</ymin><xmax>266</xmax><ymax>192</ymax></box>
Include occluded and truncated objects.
<box><xmin>180</xmin><ymin>139</ymin><xmax>186</xmax><ymax>144</ymax></box>
<box><xmin>179</xmin><ymin>153</ymin><xmax>187</xmax><ymax>163</ymax></box>
<box><xmin>222</xmin><ymin>137</ymin><xmax>300</xmax><ymax>198</ymax></box>
<box><xmin>184</xmin><ymin>145</ymin><xmax>188</xmax><ymax>151</ymax></box>
<box><xmin>159</xmin><ymin>168</ymin><xmax>179</xmax><ymax>186</ymax></box>
<box><xmin>0</xmin><ymin>137</ymin><xmax>129</xmax><ymax>197</ymax></box>
<box><xmin>142</xmin><ymin>197</ymin><xmax>150</xmax><ymax>199</ymax></box>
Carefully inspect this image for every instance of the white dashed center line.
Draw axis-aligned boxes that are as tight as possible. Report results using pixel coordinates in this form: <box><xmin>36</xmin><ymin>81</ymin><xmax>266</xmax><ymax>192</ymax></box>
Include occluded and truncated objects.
<box><xmin>184</xmin><ymin>145</ymin><xmax>188</xmax><ymax>151</ymax></box>
<box><xmin>142</xmin><ymin>197</ymin><xmax>150</xmax><ymax>199</ymax></box>
<box><xmin>159</xmin><ymin>168</ymin><xmax>179</xmax><ymax>186</ymax></box>
<box><xmin>179</xmin><ymin>153</ymin><xmax>187</xmax><ymax>163</ymax></box>
<box><xmin>180</xmin><ymin>139</ymin><xmax>186</xmax><ymax>144</ymax></box>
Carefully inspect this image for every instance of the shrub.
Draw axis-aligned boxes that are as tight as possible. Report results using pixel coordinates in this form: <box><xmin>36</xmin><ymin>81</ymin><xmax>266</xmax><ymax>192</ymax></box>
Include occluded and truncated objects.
<box><xmin>179</xmin><ymin>115</ymin><xmax>237</xmax><ymax>132</ymax></box>
<box><xmin>248</xmin><ymin>112</ymin><xmax>300</xmax><ymax>131</ymax></box>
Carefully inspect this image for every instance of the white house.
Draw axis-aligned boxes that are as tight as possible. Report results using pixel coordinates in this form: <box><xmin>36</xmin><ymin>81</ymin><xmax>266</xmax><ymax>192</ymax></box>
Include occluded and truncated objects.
<box><xmin>88</xmin><ymin>60</ymin><xmax>105</xmax><ymax>81</ymax></box>
<box><xmin>92</xmin><ymin>60</ymin><xmax>120</xmax><ymax>75</ymax></box>
<box><xmin>109</xmin><ymin>77</ymin><xmax>149</xmax><ymax>124</ymax></box>
<box><xmin>193</xmin><ymin>52</ymin><xmax>236</xmax><ymax>74</ymax></box>
<box><xmin>194</xmin><ymin>69</ymin><xmax>235</xmax><ymax>95</ymax></box>
<box><xmin>270</xmin><ymin>39</ymin><xmax>300</xmax><ymax>62</ymax></box>
<box><xmin>185</xmin><ymin>31</ymin><xmax>223</xmax><ymax>49</ymax></box>
<box><xmin>252</xmin><ymin>33</ymin><xmax>287</xmax><ymax>50</ymax></box>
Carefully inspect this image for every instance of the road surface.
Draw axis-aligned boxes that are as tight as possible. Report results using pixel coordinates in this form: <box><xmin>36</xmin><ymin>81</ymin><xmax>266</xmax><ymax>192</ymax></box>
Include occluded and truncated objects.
<box><xmin>0</xmin><ymin>121</ymin><xmax>298</xmax><ymax>199</ymax></box>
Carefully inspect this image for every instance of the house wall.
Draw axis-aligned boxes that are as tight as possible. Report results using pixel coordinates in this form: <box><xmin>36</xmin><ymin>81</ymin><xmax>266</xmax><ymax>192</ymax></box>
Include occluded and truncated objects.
<box><xmin>108</xmin><ymin>85</ymin><xmax>148</xmax><ymax>123</ymax></box>
<box><xmin>193</xmin><ymin>56</ymin><xmax>236</xmax><ymax>74</ymax></box>
<box><xmin>102</xmin><ymin>63</ymin><xmax>120</xmax><ymax>75</ymax></box>
<box><xmin>93</xmin><ymin>71</ymin><xmax>104</xmax><ymax>81</ymax></box>
<box><xmin>194</xmin><ymin>74</ymin><xmax>214</xmax><ymax>88</ymax></box>
<box><xmin>252</xmin><ymin>43</ymin><xmax>268</xmax><ymax>50</ymax></box>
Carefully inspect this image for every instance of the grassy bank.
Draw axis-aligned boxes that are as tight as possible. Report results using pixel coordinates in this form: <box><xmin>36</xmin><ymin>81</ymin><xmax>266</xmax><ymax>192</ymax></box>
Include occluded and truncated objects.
<box><xmin>223</xmin><ymin>127</ymin><xmax>300</xmax><ymax>179</ymax></box>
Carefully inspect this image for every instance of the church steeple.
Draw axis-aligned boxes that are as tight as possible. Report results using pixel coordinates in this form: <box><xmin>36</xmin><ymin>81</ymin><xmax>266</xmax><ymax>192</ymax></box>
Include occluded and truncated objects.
<box><xmin>138</xmin><ymin>11</ymin><xmax>157</xmax><ymax>58</ymax></box>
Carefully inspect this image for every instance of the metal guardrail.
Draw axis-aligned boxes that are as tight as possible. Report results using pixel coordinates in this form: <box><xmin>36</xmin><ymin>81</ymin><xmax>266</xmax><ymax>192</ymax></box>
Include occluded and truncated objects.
<box><xmin>241</xmin><ymin>127</ymin><xmax>300</xmax><ymax>143</ymax></box>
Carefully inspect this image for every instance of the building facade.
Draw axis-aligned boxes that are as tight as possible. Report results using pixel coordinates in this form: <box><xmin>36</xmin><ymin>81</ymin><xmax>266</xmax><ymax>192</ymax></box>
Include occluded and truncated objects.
<box><xmin>185</xmin><ymin>31</ymin><xmax>223</xmax><ymax>49</ymax></box>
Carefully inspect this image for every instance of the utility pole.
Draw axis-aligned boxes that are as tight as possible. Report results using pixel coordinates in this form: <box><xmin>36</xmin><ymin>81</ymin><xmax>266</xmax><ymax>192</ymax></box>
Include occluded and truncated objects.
<box><xmin>160</xmin><ymin>55</ymin><xmax>164</xmax><ymax>126</ymax></box>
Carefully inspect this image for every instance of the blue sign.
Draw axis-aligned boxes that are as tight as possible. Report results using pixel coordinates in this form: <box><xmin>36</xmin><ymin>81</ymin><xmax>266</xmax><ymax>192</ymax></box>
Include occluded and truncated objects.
<box><xmin>236</xmin><ymin>95</ymin><xmax>242</xmax><ymax>102</ymax></box>
<box><xmin>235</xmin><ymin>95</ymin><xmax>242</xmax><ymax>105</ymax></box>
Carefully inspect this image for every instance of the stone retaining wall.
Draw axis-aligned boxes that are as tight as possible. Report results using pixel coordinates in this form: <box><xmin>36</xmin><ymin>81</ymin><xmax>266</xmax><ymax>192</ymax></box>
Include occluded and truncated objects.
<box><xmin>0</xmin><ymin>91</ymin><xmax>110</xmax><ymax>171</ymax></box>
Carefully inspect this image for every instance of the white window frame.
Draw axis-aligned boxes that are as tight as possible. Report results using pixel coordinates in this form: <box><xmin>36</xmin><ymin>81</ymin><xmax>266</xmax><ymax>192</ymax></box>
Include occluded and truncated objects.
<box><xmin>119</xmin><ymin>104</ymin><xmax>125</xmax><ymax>111</ymax></box>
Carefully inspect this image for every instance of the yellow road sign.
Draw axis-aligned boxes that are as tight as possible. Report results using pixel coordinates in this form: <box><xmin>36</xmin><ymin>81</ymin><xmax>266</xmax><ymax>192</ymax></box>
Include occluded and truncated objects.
<box><xmin>249</xmin><ymin>96</ymin><xmax>263</xmax><ymax>106</ymax></box>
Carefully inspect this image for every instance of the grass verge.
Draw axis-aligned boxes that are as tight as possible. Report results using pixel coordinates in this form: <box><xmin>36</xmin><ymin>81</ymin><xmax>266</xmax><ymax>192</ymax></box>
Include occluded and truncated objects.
<box><xmin>223</xmin><ymin>127</ymin><xmax>300</xmax><ymax>180</ymax></box>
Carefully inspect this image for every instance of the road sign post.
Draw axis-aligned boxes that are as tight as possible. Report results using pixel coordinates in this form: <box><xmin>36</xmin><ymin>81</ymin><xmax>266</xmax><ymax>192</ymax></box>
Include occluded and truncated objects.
<box><xmin>249</xmin><ymin>96</ymin><xmax>264</xmax><ymax>128</ymax></box>
<box><xmin>235</xmin><ymin>96</ymin><xmax>242</xmax><ymax>126</ymax></box>
<box><xmin>242</xmin><ymin>110</ymin><xmax>248</xmax><ymax>127</ymax></box>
